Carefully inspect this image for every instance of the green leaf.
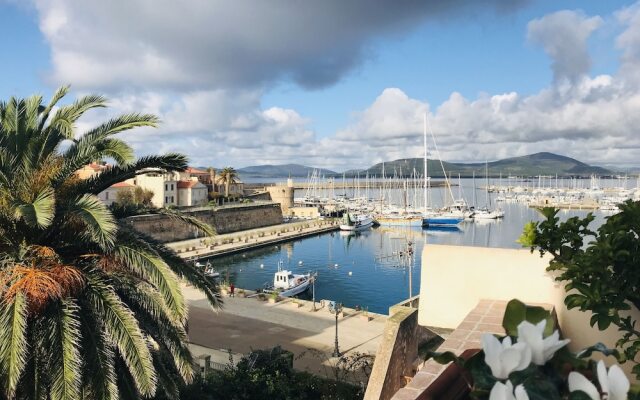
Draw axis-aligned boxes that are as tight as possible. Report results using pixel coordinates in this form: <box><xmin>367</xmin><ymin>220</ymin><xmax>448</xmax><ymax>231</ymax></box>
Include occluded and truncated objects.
<box><xmin>569</xmin><ymin>391</ymin><xmax>595</xmax><ymax>400</ymax></box>
<box><xmin>67</xmin><ymin>194</ymin><xmax>117</xmax><ymax>248</ymax></box>
<box><xmin>49</xmin><ymin>299</ymin><xmax>82</xmax><ymax>400</ymax></box>
<box><xmin>502</xmin><ymin>299</ymin><xmax>554</xmax><ymax>337</ymax></box>
<box><xmin>0</xmin><ymin>293</ymin><xmax>29</xmax><ymax>397</ymax></box>
<box><xmin>13</xmin><ymin>186</ymin><xmax>55</xmax><ymax>228</ymax></box>
<box><xmin>426</xmin><ymin>350</ymin><xmax>463</xmax><ymax>365</ymax></box>
<box><xmin>577</xmin><ymin>342</ymin><xmax>625</xmax><ymax>363</ymax></box>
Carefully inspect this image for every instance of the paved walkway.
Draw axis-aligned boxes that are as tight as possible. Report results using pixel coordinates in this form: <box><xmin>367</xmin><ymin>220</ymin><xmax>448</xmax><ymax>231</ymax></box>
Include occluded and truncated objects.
<box><xmin>183</xmin><ymin>284</ymin><xmax>386</xmax><ymax>374</ymax></box>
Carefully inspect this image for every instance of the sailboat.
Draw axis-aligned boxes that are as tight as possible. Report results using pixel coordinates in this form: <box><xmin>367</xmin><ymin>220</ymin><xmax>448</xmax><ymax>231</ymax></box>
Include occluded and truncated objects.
<box><xmin>421</xmin><ymin>113</ymin><xmax>463</xmax><ymax>227</ymax></box>
<box><xmin>474</xmin><ymin>161</ymin><xmax>504</xmax><ymax>220</ymax></box>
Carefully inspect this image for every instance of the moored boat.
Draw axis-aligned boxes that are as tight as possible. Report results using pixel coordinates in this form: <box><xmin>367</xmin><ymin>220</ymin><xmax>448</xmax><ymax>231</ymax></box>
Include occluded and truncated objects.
<box><xmin>340</xmin><ymin>213</ymin><xmax>374</xmax><ymax>231</ymax></box>
<box><xmin>264</xmin><ymin>261</ymin><xmax>312</xmax><ymax>297</ymax></box>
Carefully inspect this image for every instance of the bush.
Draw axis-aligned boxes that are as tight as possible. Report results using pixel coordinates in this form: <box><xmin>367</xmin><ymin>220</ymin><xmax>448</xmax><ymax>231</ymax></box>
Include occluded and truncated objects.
<box><xmin>155</xmin><ymin>347</ymin><xmax>365</xmax><ymax>400</ymax></box>
<box><xmin>520</xmin><ymin>200</ymin><xmax>640</xmax><ymax>377</ymax></box>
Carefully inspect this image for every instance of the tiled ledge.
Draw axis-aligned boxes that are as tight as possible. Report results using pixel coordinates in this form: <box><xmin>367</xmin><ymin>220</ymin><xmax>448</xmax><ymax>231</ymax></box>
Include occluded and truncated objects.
<box><xmin>391</xmin><ymin>299</ymin><xmax>509</xmax><ymax>400</ymax></box>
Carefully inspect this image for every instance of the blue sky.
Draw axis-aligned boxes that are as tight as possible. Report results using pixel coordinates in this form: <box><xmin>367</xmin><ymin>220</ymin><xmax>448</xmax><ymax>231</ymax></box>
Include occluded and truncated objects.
<box><xmin>1</xmin><ymin>1</ymin><xmax>640</xmax><ymax>169</ymax></box>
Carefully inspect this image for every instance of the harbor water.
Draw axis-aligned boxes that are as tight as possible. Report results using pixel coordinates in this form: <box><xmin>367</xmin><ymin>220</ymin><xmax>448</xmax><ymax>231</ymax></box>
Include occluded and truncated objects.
<box><xmin>206</xmin><ymin>179</ymin><xmax>621</xmax><ymax>314</ymax></box>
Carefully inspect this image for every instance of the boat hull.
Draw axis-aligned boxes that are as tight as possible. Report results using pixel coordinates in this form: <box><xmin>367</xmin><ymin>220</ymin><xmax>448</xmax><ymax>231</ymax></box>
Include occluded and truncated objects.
<box><xmin>375</xmin><ymin>217</ymin><xmax>423</xmax><ymax>227</ymax></box>
<box><xmin>422</xmin><ymin>217</ymin><xmax>463</xmax><ymax>226</ymax></box>
<box><xmin>340</xmin><ymin>221</ymin><xmax>373</xmax><ymax>231</ymax></box>
<box><xmin>279</xmin><ymin>279</ymin><xmax>311</xmax><ymax>297</ymax></box>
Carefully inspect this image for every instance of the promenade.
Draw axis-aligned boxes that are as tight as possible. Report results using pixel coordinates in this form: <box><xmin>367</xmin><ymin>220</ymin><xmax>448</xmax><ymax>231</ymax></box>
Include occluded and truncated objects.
<box><xmin>169</xmin><ymin>219</ymin><xmax>339</xmax><ymax>260</ymax></box>
<box><xmin>183</xmin><ymin>284</ymin><xmax>386</xmax><ymax>375</ymax></box>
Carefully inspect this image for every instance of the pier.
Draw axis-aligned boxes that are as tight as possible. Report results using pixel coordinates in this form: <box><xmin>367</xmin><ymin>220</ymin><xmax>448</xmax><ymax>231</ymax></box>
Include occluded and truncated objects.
<box><xmin>169</xmin><ymin>219</ymin><xmax>340</xmax><ymax>260</ymax></box>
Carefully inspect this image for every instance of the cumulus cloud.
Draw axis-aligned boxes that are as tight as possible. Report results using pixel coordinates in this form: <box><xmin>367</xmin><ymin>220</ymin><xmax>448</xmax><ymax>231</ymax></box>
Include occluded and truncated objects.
<box><xmin>26</xmin><ymin>0</ymin><xmax>640</xmax><ymax>169</ymax></box>
<box><xmin>34</xmin><ymin>0</ymin><xmax>528</xmax><ymax>91</ymax></box>
<box><xmin>527</xmin><ymin>10</ymin><xmax>603</xmax><ymax>83</ymax></box>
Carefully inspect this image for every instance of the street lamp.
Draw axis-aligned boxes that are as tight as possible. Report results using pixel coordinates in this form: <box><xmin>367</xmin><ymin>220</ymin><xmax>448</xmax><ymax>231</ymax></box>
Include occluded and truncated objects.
<box><xmin>328</xmin><ymin>301</ymin><xmax>343</xmax><ymax>357</ymax></box>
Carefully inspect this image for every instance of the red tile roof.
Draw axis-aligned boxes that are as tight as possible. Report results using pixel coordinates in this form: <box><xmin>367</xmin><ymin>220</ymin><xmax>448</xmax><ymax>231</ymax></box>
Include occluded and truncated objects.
<box><xmin>186</xmin><ymin>167</ymin><xmax>208</xmax><ymax>174</ymax></box>
<box><xmin>177</xmin><ymin>180</ymin><xmax>200</xmax><ymax>189</ymax></box>
<box><xmin>111</xmin><ymin>182</ymin><xmax>134</xmax><ymax>188</ymax></box>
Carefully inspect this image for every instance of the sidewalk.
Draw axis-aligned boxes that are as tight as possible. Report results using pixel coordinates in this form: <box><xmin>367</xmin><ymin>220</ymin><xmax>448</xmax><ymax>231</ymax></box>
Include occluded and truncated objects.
<box><xmin>184</xmin><ymin>284</ymin><xmax>386</xmax><ymax>374</ymax></box>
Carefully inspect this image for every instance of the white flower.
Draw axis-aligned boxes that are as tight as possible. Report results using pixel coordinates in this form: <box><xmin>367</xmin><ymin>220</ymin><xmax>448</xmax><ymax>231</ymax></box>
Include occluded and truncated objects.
<box><xmin>516</xmin><ymin>320</ymin><xmax>570</xmax><ymax>365</ymax></box>
<box><xmin>489</xmin><ymin>381</ymin><xmax>530</xmax><ymax>400</ymax></box>
<box><xmin>482</xmin><ymin>333</ymin><xmax>532</xmax><ymax>379</ymax></box>
<box><xmin>568</xmin><ymin>361</ymin><xmax>630</xmax><ymax>400</ymax></box>
<box><xmin>569</xmin><ymin>360</ymin><xmax>630</xmax><ymax>400</ymax></box>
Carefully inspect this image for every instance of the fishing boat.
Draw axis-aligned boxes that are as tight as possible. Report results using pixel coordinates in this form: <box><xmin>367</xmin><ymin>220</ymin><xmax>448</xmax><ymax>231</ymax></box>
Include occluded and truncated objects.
<box><xmin>264</xmin><ymin>261</ymin><xmax>312</xmax><ymax>297</ymax></box>
<box><xmin>339</xmin><ymin>213</ymin><xmax>374</xmax><ymax>231</ymax></box>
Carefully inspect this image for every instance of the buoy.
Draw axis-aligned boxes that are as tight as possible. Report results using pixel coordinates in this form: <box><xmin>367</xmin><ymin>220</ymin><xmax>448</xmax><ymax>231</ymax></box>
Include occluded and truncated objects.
<box><xmin>334</xmin><ymin>263</ymin><xmax>339</xmax><ymax>268</ymax></box>
<box><xmin>348</xmin><ymin>271</ymin><xmax>352</xmax><ymax>276</ymax></box>
<box><xmin>298</xmin><ymin>261</ymin><xmax>303</xmax><ymax>265</ymax></box>
<box><xmin>260</xmin><ymin>264</ymin><xmax>264</xmax><ymax>268</ymax></box>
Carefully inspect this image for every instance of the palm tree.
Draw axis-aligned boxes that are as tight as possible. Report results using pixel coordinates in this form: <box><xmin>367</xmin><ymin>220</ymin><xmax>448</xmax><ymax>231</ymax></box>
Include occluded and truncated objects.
<box><xmin>216</xmin><ymin>167</ymin><xmax>239</xmax><ymax>198</ymax></box>
<box><xmin>0</xmin><ymin>87</ymin><xmax>220</xmax><ymax>400</ymax></box>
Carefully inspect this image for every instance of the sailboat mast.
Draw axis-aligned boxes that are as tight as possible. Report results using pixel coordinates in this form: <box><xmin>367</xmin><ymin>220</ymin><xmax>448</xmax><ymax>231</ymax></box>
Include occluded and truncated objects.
<box><xmin>423</xmin><ymin>113</ymin><xmax>428</xmax><ymax>213</ymax></box>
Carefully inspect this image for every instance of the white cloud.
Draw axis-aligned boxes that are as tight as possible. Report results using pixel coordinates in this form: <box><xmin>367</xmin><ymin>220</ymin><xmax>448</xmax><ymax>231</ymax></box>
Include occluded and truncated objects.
<box><xmin>28</xmin><ymin>1</ymin><xmax>640</xmax><ymax>169</ymax></box>
<box><xmin>527</xmin><ymin>10</ymin><xmax>603</xmax><ymax>83</ymax></box>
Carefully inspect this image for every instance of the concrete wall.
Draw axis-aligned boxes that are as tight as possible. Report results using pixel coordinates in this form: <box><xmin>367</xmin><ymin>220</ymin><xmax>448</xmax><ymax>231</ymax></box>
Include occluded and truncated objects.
<box><xmin>365</xmin><ymin>302</ymin><xmax>432</xmax><ymax>400</ymax></box>
<box><xmin>419</xmin><ymin>244</ymin><xmax>640</xmax><ymax>379</ymax></box>
<box><xmin>125</xmin><ymin>203</ymin><xmax>283</xmax><ymax>242</ymax></box>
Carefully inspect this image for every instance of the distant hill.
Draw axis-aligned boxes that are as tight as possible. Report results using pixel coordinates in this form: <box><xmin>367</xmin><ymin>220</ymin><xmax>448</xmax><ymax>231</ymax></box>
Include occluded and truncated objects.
<box><xmin>348</xmin><ymin>152</ymin><xmax>612</xmax><ymax>178</ymax></box>
<box><xmin>237</xmin><ymin>164</ymin><xmax>337</xmax><ymax>179</ymax></box>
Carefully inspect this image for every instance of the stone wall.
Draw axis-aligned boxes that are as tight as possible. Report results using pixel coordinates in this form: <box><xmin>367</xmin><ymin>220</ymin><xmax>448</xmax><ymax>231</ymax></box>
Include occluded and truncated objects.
<box><xmin>124</xmin><ymin>203</ymin><xmax>283</xmax><ymax>243</ymax></box>
<box><xmin>364</xmin><ymin>302</ymin><xmax>433</xmax><ymax>400</ymax></box>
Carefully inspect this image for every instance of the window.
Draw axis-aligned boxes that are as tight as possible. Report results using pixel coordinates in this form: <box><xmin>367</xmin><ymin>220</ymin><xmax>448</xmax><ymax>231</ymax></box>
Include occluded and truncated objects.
<box><xmin>171</xmin><ymin>196</ymin><xmax>174</xmax><ymax>203</ymax></box>
<box><xmin>165</xmin><ymin>196</ymin><xmax>168</xmax><ymax>203</ymax></box>
<box><xmin>171</xmin><ymin>184</ymin><xmax>174</xmax><ymax>191</ymax></box>
<box><xmin>165</xmin><ymin>184</ymin><xmax>168</xmax><ymax>191</ymax></box>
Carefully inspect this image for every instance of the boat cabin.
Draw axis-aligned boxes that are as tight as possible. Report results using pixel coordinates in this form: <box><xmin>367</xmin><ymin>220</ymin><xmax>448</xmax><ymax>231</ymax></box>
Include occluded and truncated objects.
<box><xmin>274</xmin><ymin>270</ymin><xmax>307</xmax><ymax>290</ymax></box>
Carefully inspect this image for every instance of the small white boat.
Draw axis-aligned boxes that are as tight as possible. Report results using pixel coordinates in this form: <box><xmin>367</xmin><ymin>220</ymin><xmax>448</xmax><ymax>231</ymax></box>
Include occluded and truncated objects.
<box><xmin>340</xmin><ymin>213</ymin><xmax>374</xmax><ymax>231</ymax></box>
<box><xmin>195</xmin><ymin>260</ymin><xmax>220</xmax><ymax>279</ymax></box>
<box><xmin>265</xmin><ymin>261</ymin><xmax>312</xmax><ymax>297</ymax></box>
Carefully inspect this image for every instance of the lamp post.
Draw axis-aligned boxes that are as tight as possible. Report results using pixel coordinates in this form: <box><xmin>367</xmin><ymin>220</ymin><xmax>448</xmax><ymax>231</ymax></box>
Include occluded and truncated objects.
<box><xmin>329</xmin><ymin>301</ymin><xmax>343</xmax><ymax>357</ymax></box>
<box><xmin>311</xmin><ymin>274</ymin><xmax>317</xmax><ymax>311</ymax></box>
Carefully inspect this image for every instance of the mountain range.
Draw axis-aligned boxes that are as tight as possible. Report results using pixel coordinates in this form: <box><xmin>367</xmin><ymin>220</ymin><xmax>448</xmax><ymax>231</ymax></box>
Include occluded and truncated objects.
<box><xmin>235</xmin><ymin>152</ymin><xmax>614</xmax><ymax>180</ymax></box>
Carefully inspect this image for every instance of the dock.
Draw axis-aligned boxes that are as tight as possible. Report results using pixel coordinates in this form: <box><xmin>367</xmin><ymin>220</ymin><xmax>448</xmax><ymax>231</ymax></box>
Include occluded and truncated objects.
<box><xmin>169</xmin><ymin>219</ymin><xmax>339</xmax><ymax>260</ymax></box>
<box><xmin>183</xmin><ymin>284</ymin><xmax>386</xmax><ymax>375</ymax></box>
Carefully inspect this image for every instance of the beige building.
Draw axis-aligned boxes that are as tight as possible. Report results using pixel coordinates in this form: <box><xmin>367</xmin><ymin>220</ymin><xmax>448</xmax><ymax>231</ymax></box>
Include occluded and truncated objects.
<box><xmin>97</xmin><ymin>181</ymin><xmax>135</xmax><ymax>206</ymax></box>
<box><xmin>78</xmin><ymin>164</ymin><xmax>209</xmax><ymax>208</ymax></box>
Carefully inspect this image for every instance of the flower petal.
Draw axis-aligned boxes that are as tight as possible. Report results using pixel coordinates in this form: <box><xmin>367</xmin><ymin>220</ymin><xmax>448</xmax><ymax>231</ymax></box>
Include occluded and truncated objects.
<box><xmin>607</xmin><ymin>364</ymin><xmax>630</xmax><ymax>400</ymax></box>
<box><xmin>514</xmin><ymin>384</ymin><xmax>530</xmax><ymax>400</ymax></box>
<box><xmin>482</xmin><ymin>334</ymin><xmax>503</xmax><ymax>377</ymax></box>
<box><xmin>568</xmin><ymin>371</ymin><xmax>600</xmax><ymax>400</ymax></box>
<box><xmin>489</xmin><ymin>381</ymin><xmax>515</xmax><ymax>400</ymax></box>
<box><xmin>518</xmin><ymin>321</ymin><xmax>544</xmax><ymax>365</ymax></box>
<box><xmin>596</xmin><ymin>360</ymin><xmax>609</xmax><ymax>395</ymax></box>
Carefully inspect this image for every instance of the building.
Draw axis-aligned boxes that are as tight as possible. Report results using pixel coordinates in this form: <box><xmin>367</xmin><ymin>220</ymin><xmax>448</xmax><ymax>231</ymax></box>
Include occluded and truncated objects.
<box><xmin>77</xmin><ymin>164</ymin><xmax>210</xmax><ymax>208</ymax></box>
<box><xmin>97</xmin><ymin>181</ymin><xmax>135</xmax><ymax>206</ymax></box>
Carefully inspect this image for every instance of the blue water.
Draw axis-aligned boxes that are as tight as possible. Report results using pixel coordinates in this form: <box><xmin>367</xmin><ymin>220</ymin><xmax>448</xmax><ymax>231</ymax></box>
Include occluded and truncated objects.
<box><xmin>205</xmin><ymin>196</ymin><xmax>611</xmax><ymax>314</ymax></box>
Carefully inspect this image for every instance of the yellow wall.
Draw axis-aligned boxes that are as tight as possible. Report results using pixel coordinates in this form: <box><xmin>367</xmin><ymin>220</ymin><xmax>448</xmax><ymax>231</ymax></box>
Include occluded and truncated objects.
<box><xmin>419</xmin><ymin>244</ymin><xmax>639</xmax><ymax>378</ymax></box>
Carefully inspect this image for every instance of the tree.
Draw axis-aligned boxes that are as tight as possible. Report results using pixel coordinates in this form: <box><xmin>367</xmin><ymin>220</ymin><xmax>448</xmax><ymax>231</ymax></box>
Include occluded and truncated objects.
<box><xmin>0</xmin><ymin>87</ymin><xmax>221</xmax><ymax>399</ymax></box>
<box><xmin>116</xmin><ymin>187</ymin><xmax>154</xmax><ymax>207</ymax></box>
<box><xmin>520</xmin><ymin>200</ymin><xmax>640</xmax><ymax>377</ymax></box>
<box><xmin>216</xmin><ymin>167</ymin><xmax>239</xmax><ymax>198</ymax></box>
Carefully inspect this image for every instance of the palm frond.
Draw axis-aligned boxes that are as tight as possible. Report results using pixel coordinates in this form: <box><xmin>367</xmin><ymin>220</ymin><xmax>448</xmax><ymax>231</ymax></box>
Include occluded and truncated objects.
<box><xmin>86</xmin><ymin>274</ymin><xmax>157</xmax><ymax>397</ymax></box>
<box><xmin>48</xmin><ymin>299</ymin><xmax>82</xmax><ymax>400</ymax></box>
<box><xmin>74</xmin><ymin>154</ymin><xmax>188</xmax><ymax>196</ymax></box>
<box><xmin>79</xmin><ymin>301</ymin><xmax>119</xmax><ymax>400</ymax></box>
<box><xmin>12</xmin><ymin>186</ymin><xmax>55</xmax><ymax>228</ymax></box>
<box><xmin>38</xmin><ymin>86</ymin><xmax>70</xmax><ymax>131</ymax></box>
<box><xmin>0</xmin><ymin>292</ymin><xmax>29</xmax><ymax>397</ymax></box>
<box><xmin>64</xmin><ymin>194</ymin><xmax>117</xmax><ymax>249</ymax></box>
<box><xmin>114</xmin><ymin>242</ymin><xmax>186</xmax><ymax>322</ymax></box>
<box><xmin>46</xmin><ymin>94</ymin><xmax>107</xmax><ymax>139</ymax></box>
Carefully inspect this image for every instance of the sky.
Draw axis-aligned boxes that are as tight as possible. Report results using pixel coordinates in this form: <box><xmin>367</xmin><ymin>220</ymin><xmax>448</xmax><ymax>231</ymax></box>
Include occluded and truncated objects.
<box><xmin>1</xmin><ymin>0</ymin><xmax>639</xmax><ymax>171</ymax></box>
